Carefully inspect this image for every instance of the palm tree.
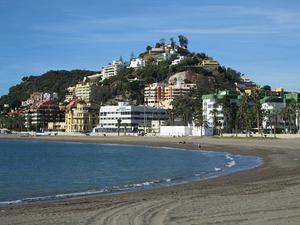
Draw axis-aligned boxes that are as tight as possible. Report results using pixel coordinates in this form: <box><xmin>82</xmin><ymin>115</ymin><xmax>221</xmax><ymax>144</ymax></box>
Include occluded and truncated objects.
<box><xmin>251</xmin><ymin>90</ymin><xmax>263</xmax><ymax>135</ymax></box>
<box><xmin>280</xmin><ymin>107</ymin><xmax>289</xmax><ymax>133</ymax></box>
<box><xmin>193</xmin><ymin>106</ymin><xmax>203</xmax><ymax>136</ymax></box>
<box><xmin>210</xmin><ymin>108</ymin><xmax>219</xmax><ymax>135</ymax></box>
<box><xmin>290</xmin><ymin>102</ymin><xmax>299</xmax><ymax>133</ymax></box>
<box><xmin>237</xmin><ymin>95</ymin><xmax>249</xmax><ymax>135</ymax></box>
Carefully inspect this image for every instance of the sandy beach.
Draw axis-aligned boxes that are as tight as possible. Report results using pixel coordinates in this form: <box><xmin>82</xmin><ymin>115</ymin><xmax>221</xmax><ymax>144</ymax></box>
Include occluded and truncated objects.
<box><xmin>0</xmin><ymin>134</ymin><xmax>299</xmax><ymax>225</ymax></box>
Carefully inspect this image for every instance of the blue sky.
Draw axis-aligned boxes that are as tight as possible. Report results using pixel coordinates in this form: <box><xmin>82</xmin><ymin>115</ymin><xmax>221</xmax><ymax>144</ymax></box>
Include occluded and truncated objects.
<box><xmin>0</xmin><ymin>0</ymin><xmax>299</xmax><ymax>95</ymax></box>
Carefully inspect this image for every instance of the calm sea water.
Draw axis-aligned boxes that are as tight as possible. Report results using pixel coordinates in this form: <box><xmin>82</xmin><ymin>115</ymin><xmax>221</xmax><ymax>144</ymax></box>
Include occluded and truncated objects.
<box><xmin>0</xmin><ymin>140</ymin><xmax>262</xmax><ymax>204</ymax></box>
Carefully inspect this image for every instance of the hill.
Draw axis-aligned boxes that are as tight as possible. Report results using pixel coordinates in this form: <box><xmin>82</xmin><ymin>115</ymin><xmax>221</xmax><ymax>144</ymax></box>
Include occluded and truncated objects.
<box><xmin>0</xmin><ymin>70</ymin><xmax>98</xmax><ymax>110</ymax></box>
<box><xmin>0</xmin><ymin>36</ymin><xmax>248</xmax><ymax>110</ymax></box>
<box><xmin>97</xmin><ymin>51</ymin><xmax>243</xmax><ymax>105</ymax></box>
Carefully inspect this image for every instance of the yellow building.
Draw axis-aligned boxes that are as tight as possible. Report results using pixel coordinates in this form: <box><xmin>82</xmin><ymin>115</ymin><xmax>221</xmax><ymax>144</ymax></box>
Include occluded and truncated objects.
<box><xmin>245</xmin><ymin>89</ymin><xmax>253</xmax><ymax>96</ymax></box>
<box><xmin>65</xmin><ymin>74</ymin><xmax>102</xmax><ymax>103</ymax></box>
<box><xmin>48</xmin><ymin>122</ymin><xmax>66</xmax><ymax>131</ymax></box>
<box><xmin>201</xmin><ymin>59</ymin><xmax>219</xmax><ymax>67</ymax></box>
<box><xmin>274</xmin><ymin>87</ymin><xmax>284</xmax><ymax>96</ymax></box>
<box><xmin>65</xmin><ymin>100</ymin><xmax>99</xmax><ymax>132</ymax></box>
<box><xmin>200</xmin><ymin>59</ymin><xmax>220</xmax><ymax>71</ymax></box>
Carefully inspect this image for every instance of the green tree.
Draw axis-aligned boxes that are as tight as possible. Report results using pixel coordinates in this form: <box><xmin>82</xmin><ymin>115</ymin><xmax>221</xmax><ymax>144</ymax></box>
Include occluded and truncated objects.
<box><xmin>178</xmin><ymin>35</ymin><xmax>188</xmax><ymax>48</ymax></box>
<box><xmin>251</xmin><ymin>90</ymin><xmax>263</xmax><ymax>135</ymax></box>
<box><xmin>237</xmin><ymin>95</ymin><xmax>252</xmax><ymax>136</ymax></box>
<box><xmin>170</xmin><ymin>37</ymin><xmax>176</xmax><ymax>49</ymax></box>
<box><xmin>210</xmin><ymin>108</ymin><xmax>219</xmax><ymax>135</ymax></box>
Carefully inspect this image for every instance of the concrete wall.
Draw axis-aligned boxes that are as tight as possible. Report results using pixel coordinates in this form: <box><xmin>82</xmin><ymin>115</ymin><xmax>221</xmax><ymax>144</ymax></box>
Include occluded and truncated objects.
<box><xmin>160</xmin><ymin>126</ymin><xmax>213</xmax><ymax>136</ymax></box>
<box><xmin>160</xmin><ymin>126</ymin><xmax>192</xmax><ymax>136</ymax></box>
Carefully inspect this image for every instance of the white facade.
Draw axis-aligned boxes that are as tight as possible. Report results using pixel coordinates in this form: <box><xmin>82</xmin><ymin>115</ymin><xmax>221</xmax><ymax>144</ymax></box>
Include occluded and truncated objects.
<box><xmin>93</xmin><ymin>102</ymin><xmax>168</xmax><ymax>133</ymax></box>
<box><xmin>171</xmin><ymin>56</ymin><xmax>185</xmax><ymax>65</ymax></box>
<box><xmin>261</xmin><ymin>101</ymin><xmax>286</xmax><ymax>130</ymax></box>
<box><xmin>128</xmin><ymin>58</ymin><xmax>145</xmax><ymax>69</ymax></box>
<box><xmin>101</xmin><ymin>60</ymin><xmax>126</xmax><ymax>80</ymax></box>
<box><xmin>160</xmin><ymin>126</ymin><xmax>191</xmax><ymax>136</ymax></box>
<box><xmin>202</xmin><ymin>91</ymin><xmax>239</xmax><ymax>130</ymax></box>
<box><xmin>21</xmin><ymin>92</ymin><xmax>57</xmax><ymax>107</ymax></box>
<box><xmin>160</xmin><ymin>126</ymin><xmax>213</xmax><ymax>136</ymax></box>
<box><xmin>202</xmin><ymin>98</ymin><xmax>224</xmax><ymax>129</ymax></box>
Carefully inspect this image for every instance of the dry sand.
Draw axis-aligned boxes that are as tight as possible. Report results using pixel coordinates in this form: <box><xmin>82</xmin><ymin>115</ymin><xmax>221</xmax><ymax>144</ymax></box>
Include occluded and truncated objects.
<box><xmin>0</xmin><ymin>135</ymin><xmax>300</xmax><ymax>225</ymax></box>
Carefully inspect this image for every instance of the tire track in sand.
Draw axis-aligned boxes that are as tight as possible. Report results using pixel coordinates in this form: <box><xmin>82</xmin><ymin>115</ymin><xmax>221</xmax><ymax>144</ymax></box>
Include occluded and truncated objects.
<box><xmin>85</xmin><ymin>198</ymin><xmax>180</xmax><ymax>225</ymax></box>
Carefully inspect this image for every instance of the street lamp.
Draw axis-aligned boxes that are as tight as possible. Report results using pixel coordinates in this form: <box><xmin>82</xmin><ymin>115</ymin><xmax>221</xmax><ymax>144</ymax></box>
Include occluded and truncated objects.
<box><xmin>117</xmin><ymin>118</ymin><xmax>122</xmax><ymax>136</ymax></box>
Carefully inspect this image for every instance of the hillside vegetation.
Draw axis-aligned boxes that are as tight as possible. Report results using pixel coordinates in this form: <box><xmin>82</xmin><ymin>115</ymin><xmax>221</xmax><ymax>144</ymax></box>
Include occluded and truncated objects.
<box><xmin>0</xmin><ymin>36</ymin><xmax>245</xmax><ymax>110</ymax></box>
<box><xmin>0</xmin><ymin>70</ymin><xmax>97</xmax><ymax>109</ymax></box>
<box><xmin>98</xmin><ymin>51</ymin><xmax>243</xmax><ymax>105</ymax></box>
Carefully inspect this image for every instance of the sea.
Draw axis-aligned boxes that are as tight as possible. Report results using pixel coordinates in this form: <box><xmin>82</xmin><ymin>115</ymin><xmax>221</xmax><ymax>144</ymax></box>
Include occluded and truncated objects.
<box><xmin>0</xmin><ymin>140</ymin><xmax>263</xmax><ymax>205</ymax></box>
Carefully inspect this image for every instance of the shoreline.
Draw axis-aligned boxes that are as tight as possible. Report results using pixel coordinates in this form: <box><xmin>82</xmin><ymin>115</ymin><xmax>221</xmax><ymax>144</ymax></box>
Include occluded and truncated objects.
<box><xmin>0</xmin><ymin>138</ymin><xmax>263</xmax><ymax>207</ymax></box>
<box><xmin>0</xmin><ymin>134</ymin><xmax>300</xmax><ymax>225</ymax></box>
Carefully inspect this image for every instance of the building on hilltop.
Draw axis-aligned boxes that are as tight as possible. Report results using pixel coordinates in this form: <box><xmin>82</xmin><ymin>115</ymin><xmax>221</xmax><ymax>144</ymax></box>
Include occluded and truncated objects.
<box><xmin>101</xmin><ymin>60</ymin><xmax>126</xmax><ymax>80</ymax></box>
<box><xmin>21</xmin><ymin>92</ymin><xmax>58</xmax><ymax>108</ymax></box>
<box><xmin>200</xmin><ymin>59</ymin><xmax>220</xmax><ymax>70</ymax></box>
<box><xmin>64</xmin><ymin>74</ymin><xmax>102</xmax><ymax>103</ymax></box>
<box><xmin>235</xmin><ymin>76</ymin><xmax>257</xmax><ymax>93</ymax></box>
<box><xmin>93</xmin><ymin>102</ymin><xmax>169</xmax><ymax>134</ymax></box>
<box><xmin>73</xmin><ymin>82</ymin><xmax>98</xmax><ymax>102</ymax></box>
<box><xmin>144</xmin><ymin>83</ymin><xmax>165</xmax><ymax>107</ymax></box>
<box><xmin>144</xmin><ymin>74</ymin><xmax>197</xmax><ymax>109</ymax></box>
<box><xmin>148</xmin><ymin>47</ymin><xmax>172</xmax><ymax>62</ymax></box>
<box><xmin>171</xmin><ymin>56</ymin><xmax>185</xmax><ymax>65</ymax></box>
<box><xmin>128</xmin><ymin>58</ymin><xmax>145</xmax><ymax>69</ymax></box>
<box><xmin>162</xmin><ymin>83</ymin><xmax>196</xmax><ymax>108</ymax></box>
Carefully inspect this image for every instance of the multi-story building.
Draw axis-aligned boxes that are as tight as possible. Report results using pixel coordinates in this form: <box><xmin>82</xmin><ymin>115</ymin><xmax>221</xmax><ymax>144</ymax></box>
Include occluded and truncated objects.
<box><xmin>65</xmin><ymin>74</ymin><xmax>102</xmax><ymax>103</ymax></box>
<box><xmin>202</xmin><ymin>90</ymin><xmax>239</xmax><ymax>130</ymax></box>
<box><xmin>21</xmin><ymin>92</ymin><xmax>57</xmax><ymax>108</ymax></box>
<box><xmin>261</xmin><ymin>93</ymin><xmax>300</xmax><ymax>133</ymax></box>
<box><xmin>144</xmin><ymin>82</ymin><xmax>196</xmax><ymax>109</ymax></box>
<box><xmin>200</xmin><ymin>59</ymin><xmax>220</xmax><ymax>70</ymax></box>
<box><xmin>285</xmin><ymin>92</ymin><xmax>300</xmax><ymax>104</ymax></box>
<box><xmin>171</xmin><ymin>56</ymin><xmax>185</xmax><ymax>65</ymax></box>
<box><xmin>101</xmin><ymin>60</ymin><xmax>126</xmax><ymax>80</ymax></box>
<box><xmin>285</xmin><ymin>93</ymin><xmax>300</xmax><ymax>133</ymax></box>
<box><xmin>93</xmin><ymin>102</ymin><xmax>169</xmax><ymax>134</ymax></box>
<box><xmin>128</xmin><ymin>58</ymin><xmax>145</xmax><ymax>69</ymax></box>
<box><xmin>74</xmin><ymin>82</ymin><xmax>99</xmax><ymax>102</ymax></box>
<box><xmin>24</xmin><ymin>100</ymin><xmax>65</xmax><ymax>131</ymax></box>
<box><xmin>144</xmin><ymin>83</ymin><xmax>165</xmax><ymax>107</ymax></box>
<box><xmin>261</xmin><ymin>96</ymin><xmax>286</xmax><ymax>131</ymax></box>
<box><xmin>65</xmin><ymin>99</ymin><xmax>99</xmax><ymax>132</ymax></box>
<box><xmin>164</xmin><ymin>83</ymin><xmax>196</xmax><ymax>100</ymax></box>
<box><xmin>236</xmin><ymin>76</ymin><xmax>257</xmax><ymax>94</ymax></box>
<box><xmin>47</xmin><ymin>121</ymin><xmax>66</xmax><ymax>132</ymax></box>
<box><xmin>148</xmin><ymin>47</ymin><xmax>172</xmax><ymax>62</ymax></box>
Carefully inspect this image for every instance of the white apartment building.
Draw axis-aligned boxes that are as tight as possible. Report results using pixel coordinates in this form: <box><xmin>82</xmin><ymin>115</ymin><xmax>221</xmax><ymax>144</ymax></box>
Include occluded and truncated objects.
<box><xmin>261</xmin><ymin>97</ymin><xmax>286</xmax><ymax>131</ymax></box>
<box><xmin>101</xmin><ymin>60</ymin><xmax>126</xmax><ymax>80</ymax></box>
<box><xmin>202</xmin><ymin>91</ymin><xmax>239</xmax><ymax>130</ymax></box>
<box><xmin>21</xmin><ymin>92</ymin><xmax>57</xmax><ymax>108</ymax></box>
<box><xmin>128</xmin><ymin>58</ymin><xmax>145</xmax><ymax>69</ymax></box>
<box><xmin>171</xmin><ymin>56</ymin><xmax>185</xmax><ymax>65</ymax></box>
<box><xmin>93</xmin><ymin>102</ymin><xmax>169</xmax><ymax>133</ymax></box>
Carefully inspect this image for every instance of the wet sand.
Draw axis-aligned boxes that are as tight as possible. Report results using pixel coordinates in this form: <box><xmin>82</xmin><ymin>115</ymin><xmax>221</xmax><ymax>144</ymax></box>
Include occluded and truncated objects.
<box><xmin>0</xmin><ymin>135</ymin><xmax>300</xmax><ymax>225</ymax></box>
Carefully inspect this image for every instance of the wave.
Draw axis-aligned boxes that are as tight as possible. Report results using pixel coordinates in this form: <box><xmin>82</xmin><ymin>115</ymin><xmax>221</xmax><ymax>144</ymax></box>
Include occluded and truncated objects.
<box><xmin>225</xmin><ymin>154</ymin><xmax>237</xmax><ymax>168</ymax></box>
<box><xmin>0</xmin><ymin>178</ymin><xmax>174</xmax><ymax>206</ymax></box>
